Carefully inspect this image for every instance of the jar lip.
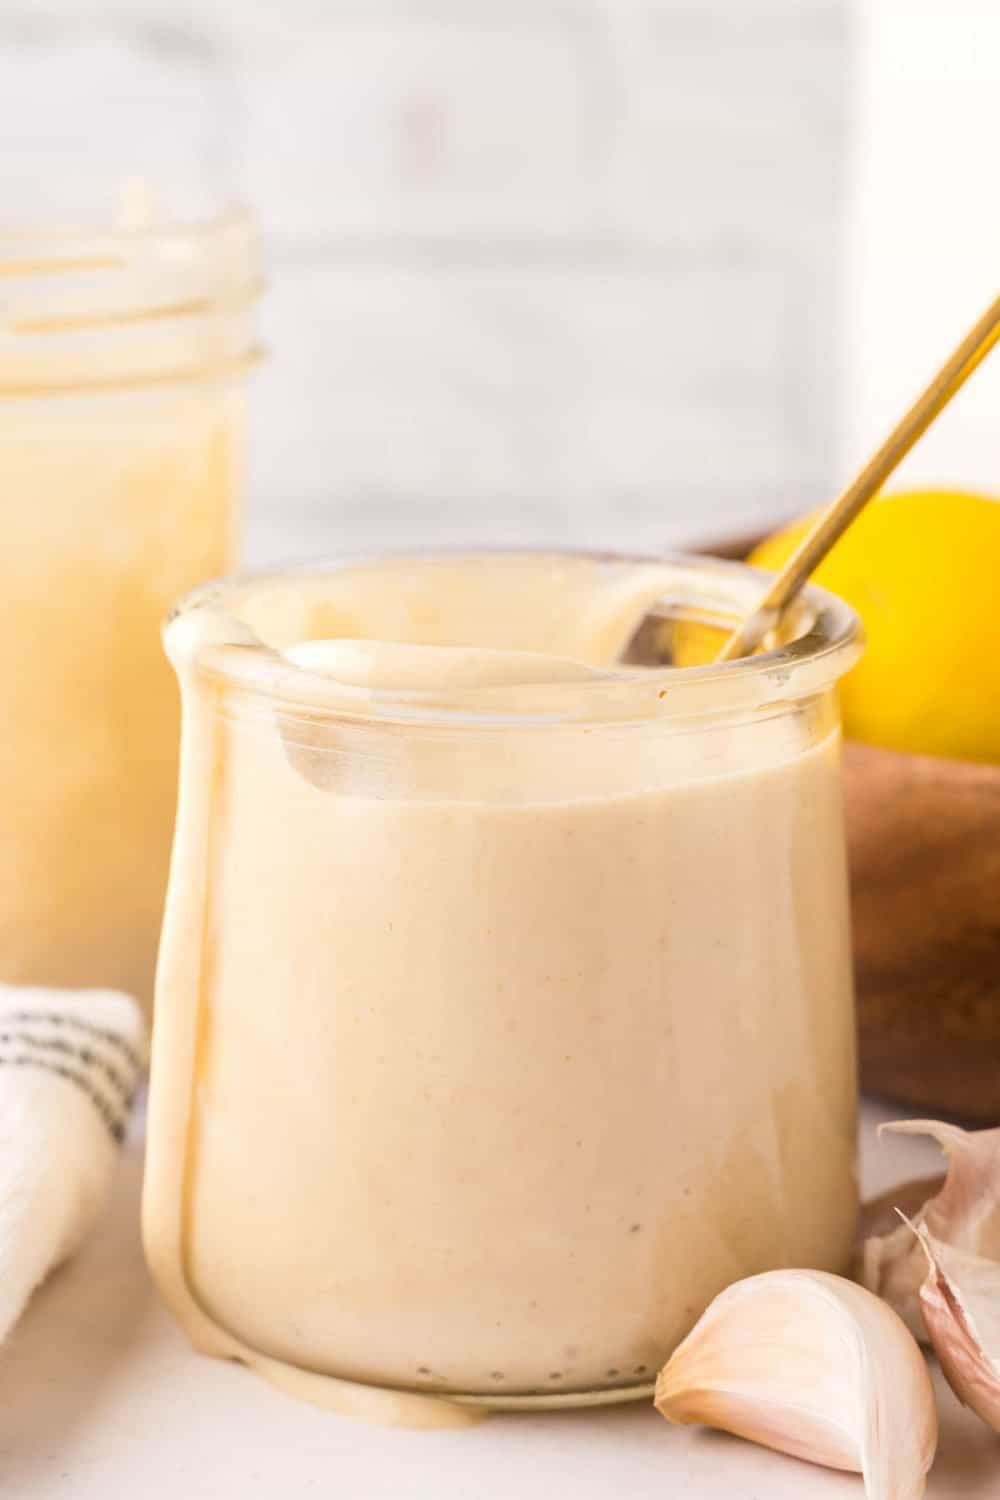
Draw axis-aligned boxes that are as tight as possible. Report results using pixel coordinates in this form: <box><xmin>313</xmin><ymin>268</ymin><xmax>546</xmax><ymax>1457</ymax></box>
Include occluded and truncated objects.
<box><xmin>168</xmin><ymin>548</ymin><xmax>864</xmax><ymax>728</ymax></box>
<box><xmin>0</xmin><ymin>201</ymin><xmax>260</xmax><ymax>396</ymax></box>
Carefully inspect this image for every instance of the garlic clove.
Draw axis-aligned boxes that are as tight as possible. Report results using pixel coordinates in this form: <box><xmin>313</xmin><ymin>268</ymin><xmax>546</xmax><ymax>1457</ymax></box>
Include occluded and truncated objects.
<box><xmin>655</xmin><ymin>1269</ymin><xmax>937</xmax><ymax>1500</ymax></box>
<box><xmin>860</xmin><ymin>1120</ymin><xmax>1000</xmax><ymax>1340</ymax></box>
<box><xmin>913</xmin><ymin>1225</ymin><xmax>1000</xmax><ymax>1432</ymax></box>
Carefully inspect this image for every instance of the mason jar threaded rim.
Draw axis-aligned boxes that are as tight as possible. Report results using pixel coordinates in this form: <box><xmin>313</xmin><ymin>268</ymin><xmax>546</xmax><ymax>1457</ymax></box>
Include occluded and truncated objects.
<box><xmin>0</xmin><ymin>199</ymin><xmax>261</xmax><ymax>395</ymax></box>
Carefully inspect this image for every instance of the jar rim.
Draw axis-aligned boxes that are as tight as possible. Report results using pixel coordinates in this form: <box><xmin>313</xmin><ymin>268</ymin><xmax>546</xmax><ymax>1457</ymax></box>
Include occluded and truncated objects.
<box><xmin>167</xmin><ymin>548</ymin><xmax>864</xmax><ymax>729</ymax></box>
<box><xmin>0</xmin><ymin>201</ymin><xmax>260</xmax><ymax>396</ymax></box>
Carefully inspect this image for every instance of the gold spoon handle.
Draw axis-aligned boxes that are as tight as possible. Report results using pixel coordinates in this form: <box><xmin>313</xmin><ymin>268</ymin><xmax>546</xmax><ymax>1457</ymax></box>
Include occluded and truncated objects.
<box><xmin>715</xmin><ymin>289</ymin><xmax>1000</xmax><ymax>663</ymax></box>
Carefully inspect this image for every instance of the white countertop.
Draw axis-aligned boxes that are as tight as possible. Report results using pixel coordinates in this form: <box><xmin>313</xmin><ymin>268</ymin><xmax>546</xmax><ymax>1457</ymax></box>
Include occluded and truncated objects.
<box><xmin>1</xmin><ymin>1100</ymin><xmax>996</xmax><ymax>1499</ymax></box>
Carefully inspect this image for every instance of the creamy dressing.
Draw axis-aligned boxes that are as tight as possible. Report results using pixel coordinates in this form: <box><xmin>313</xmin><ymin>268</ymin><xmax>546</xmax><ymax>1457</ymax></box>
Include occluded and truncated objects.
<box><xmin>0</xmin><ymin>211</ymin><xmax>254</xmax><ymax>1009</ymax></box>
<box><xmin>0</xmin><ymin>393</ymin><xmax>239</xmax><ymax>1006</ymax></box>
<box><xmin>142</xmin><ymin>553</ymin><xmax>859</xmax><ymax>1424</ymax></box>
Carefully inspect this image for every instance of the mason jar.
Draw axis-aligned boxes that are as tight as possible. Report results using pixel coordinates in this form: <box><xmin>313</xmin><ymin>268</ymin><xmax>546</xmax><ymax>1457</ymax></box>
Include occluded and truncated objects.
<box><xmin>0</xmin><ymin>199</ymin><xmax>259</xmax><ymax>1009</ymax></box>
<box><xmin>144</xmin><ymin>550</ymin><xmax>862</xmax><ymax>1423</ymax></box>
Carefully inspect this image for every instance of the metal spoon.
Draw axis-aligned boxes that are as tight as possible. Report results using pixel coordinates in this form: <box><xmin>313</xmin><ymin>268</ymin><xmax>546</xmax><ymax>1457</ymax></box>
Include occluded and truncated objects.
<box><xmin>715</xmin><ymin>290</ymin><xmax>1000</xmax><ymax>663</ymax></box>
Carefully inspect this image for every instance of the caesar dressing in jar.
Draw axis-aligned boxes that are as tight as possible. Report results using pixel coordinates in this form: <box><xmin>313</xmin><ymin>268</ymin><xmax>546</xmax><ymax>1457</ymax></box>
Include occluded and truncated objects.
<box><xmin>0</xmin><ymin>195</ymin><xmax>259</xmax><ymax>1008</ymax></box>
<box><xmin>143</xmin><ymin>551</ymin><xmax>862</xmax><ymax>1425</ymax></box>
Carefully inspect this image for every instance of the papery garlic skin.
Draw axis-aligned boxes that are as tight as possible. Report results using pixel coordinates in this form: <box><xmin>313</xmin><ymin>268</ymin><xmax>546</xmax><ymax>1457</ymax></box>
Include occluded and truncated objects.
<box><xmin>862</xmin><ymin>1211</ymin><xmax>929</xmax><ymax>1341</ymax></box>
<box><xmin>858</xmin><ymin>1175</ymin><xmax>944</xmax><ymax>1339</ymax></box>
<box><xmin>861</xmin><ymin>1121</ymin><xmax>1000</xmax><ymax>1341</ymax></box>
<box><xmin>655</xmin><ymin>1269</ymin><xmax>937</xmax><ymax>1500</ymax></box>
<box><xmin>915</xmin><ymin>1227</ymin><xmax>1000</xmax><ymax>1433</ymax></box>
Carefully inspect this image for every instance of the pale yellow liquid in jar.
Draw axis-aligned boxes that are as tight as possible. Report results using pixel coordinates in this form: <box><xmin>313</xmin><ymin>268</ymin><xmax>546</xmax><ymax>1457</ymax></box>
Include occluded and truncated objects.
<box><xmin>145</xmin><ymin>555</ymin><xmax>858</xmax><ymax>1412</ymax></box>
<box><xmin>0</xmin><ymin>388</ymin><xmax>240</xmax><ymax>1006</ymax></box>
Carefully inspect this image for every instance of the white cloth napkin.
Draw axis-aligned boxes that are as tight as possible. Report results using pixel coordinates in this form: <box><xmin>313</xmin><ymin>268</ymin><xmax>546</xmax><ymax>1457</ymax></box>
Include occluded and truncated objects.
<box><xmin>0</xmin><ymin>984</ymin><xmax>146</xmax><ymax>1342</ymax></box>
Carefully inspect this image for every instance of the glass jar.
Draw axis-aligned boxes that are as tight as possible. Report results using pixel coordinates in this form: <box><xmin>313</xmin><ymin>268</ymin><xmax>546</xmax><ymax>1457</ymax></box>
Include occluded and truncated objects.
<box><xmin>0</xmin><ymin>201</ymin><xmax>259</xmax><ymax>1009</ymax></box>
<box><xmin>144</xmin><ymin>550</ymin><xmax>862</xmax><ymax>1423</ymax></box>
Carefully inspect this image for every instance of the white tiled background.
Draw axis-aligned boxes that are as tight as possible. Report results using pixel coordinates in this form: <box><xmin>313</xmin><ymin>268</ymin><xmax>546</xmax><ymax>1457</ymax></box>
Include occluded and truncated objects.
<box><xmin>3</xmin><ymin>1</ymin><xmax>998</xmax><ymax>563</ymax></box>
<box><xmin>846</xmin><ymin>0</ymin><xmax>1000</xmax><ymax>501</ymax></box>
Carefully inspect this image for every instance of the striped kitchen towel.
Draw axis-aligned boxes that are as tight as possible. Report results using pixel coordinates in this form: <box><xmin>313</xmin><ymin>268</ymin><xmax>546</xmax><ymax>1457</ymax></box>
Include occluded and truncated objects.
<box><xmin>0</xmin><ymin>984</ymin><xmax>146</xmax><ymax>1343</ymax></box>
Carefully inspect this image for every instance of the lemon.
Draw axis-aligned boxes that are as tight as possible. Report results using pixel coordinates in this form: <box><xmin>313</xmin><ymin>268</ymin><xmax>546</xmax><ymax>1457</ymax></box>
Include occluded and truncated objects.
<box><xmin>749</xmin><ymin>490</ymin><xmax>1000</xmax><ymax>763</ymax></box>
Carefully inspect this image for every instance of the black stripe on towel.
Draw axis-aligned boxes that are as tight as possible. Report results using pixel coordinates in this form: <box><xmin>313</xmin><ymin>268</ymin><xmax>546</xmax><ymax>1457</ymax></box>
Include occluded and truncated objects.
<box><xmin>0</xmin><ymin>1054</ymin><xmax>126</xmax><ymax>1142</ymax></box>
<box><xmin>0</xmin><ymin>1031</ymin><xmax>136</xmax><ymax>1104</ymax></box>
<box><xmin>2</xmin><ymin>1010</ymin><xmax>143</xmax><ymax>1073</ymax></box>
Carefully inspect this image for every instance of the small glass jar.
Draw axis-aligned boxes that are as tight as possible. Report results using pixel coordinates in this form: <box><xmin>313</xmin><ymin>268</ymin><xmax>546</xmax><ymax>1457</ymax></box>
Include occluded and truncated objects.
<box><xmin>144</xmin><ymin>551</ymin><xmax>862</xmax><ymax>1421</ymax></box>
<box><xmin>0</xmin><ymin>198</ymin><xmax>259</xmax><ymax>1008</ymax></box>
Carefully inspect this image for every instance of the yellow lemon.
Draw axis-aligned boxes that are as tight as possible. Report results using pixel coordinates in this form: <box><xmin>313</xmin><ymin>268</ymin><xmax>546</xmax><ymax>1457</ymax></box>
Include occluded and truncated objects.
<box><xmin>749</xmin><ymin>490</ymin><xmax>1000</xmax><ymax>763</ymax></box>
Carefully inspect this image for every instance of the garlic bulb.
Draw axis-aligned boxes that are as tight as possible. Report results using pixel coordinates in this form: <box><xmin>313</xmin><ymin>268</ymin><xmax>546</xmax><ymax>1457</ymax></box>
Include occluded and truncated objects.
<box><xmin>861</xmin><ymin>1120</ymin><xmax>1000</xmax><ymax>1343</ymax></box>
<box><xmin>859</xmin><ymin>1119</ymin><xmax>1000</xmax><ymax>1434</ymax></box>
<box><xmin>655</xmin><ymin>1269</ymin><xmax>937</xmax><ymax>1500</ymax></box>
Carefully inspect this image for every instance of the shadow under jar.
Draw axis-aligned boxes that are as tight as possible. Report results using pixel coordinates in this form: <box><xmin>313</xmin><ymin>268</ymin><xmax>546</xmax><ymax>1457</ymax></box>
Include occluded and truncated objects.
<box><xmin>143</xmin><ymin>551</ymin><xmax>862</xmax><ymax>1418</ymax></box>
<box><xmin>0</xmin><ymin>197</ymin><xmax>259</xmax><ymax>1010</ymax></box>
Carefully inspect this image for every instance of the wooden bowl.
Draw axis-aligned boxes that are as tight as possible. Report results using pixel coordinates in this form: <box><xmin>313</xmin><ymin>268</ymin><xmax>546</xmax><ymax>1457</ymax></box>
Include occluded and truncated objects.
<box><xmin>706</xmin><ymin>532</ymin><xmax>1000</xmax><ymax>1121</ymax></box>
<box><xmin>845</xmin><ymin>743</ymin><xmax>1000</xmax><ymax>1120</ymax></box>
